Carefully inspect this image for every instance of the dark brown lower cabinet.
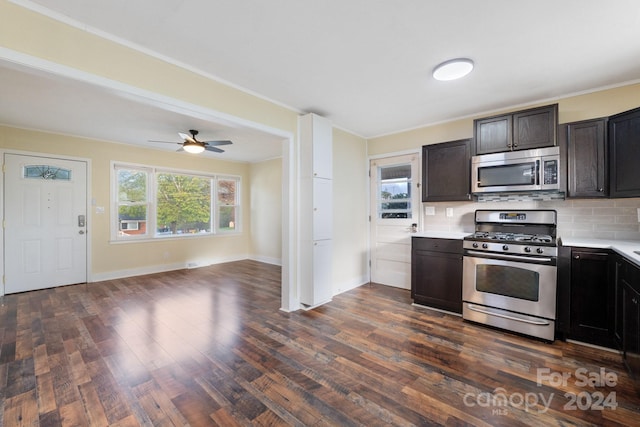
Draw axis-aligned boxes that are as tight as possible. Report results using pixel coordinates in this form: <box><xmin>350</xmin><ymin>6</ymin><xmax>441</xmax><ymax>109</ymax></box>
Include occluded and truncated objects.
<box><xmin>614</xmin><ymin>256</ymin><xmax>625</xmax><ymax>346</ymax></box>
<box><xmin>569</xmin><ymin>248</ymin><xmax>614</xmax><ymax>347</ymax></box>
<box><xmin>623</xmin><ymin>283</ymin><xmax>640</xmax><ymax>377</ymax></box>
<box><xmin>618</xmin><ymin>258</ymin><xmax>640</xmax><ymax>378</ymax></box>
<box><xmin>564</xmin><ymin>246</ymin><xmax>640</xmax><ymax>379</ymax></box>
<box><xmin>411</xmin><ymin>237</ymin><xmax>462</xmax><ymax>314</ymax></box>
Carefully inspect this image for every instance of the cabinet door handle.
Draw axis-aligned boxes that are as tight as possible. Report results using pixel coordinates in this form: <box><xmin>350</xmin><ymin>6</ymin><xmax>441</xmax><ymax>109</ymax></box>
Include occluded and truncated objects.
<box><xmin>598</xmin><ymin>188</ymin><xmax>604</xmax><ymax>192</ymax></box>
<box><xmin>574</xmin><ymin>255</ymin><xmax>580</xmax><ymax>259</ymax></box>
<box><xmin>633</xmin><ymin>298</ymin><xmax>638</xmax><ymax>304</ymax></box>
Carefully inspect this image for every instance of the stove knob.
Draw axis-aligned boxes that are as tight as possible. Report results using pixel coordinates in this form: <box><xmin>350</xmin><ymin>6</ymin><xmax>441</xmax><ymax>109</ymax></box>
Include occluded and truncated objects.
<box><xmin>524</xmin><ymin>247</ymin><xmax>531</xmax><ymax>253</ymax></box>
<box><xmin>482</xmin><ymin>243</ymin><xmax>489</xmax><ymax>249</ymax></box>
<box><xmin>502</xmin><ymin>245</ymin><xmax>509</xmax><ymax>251</ymax></box>
<box><xmin>536</xmin><ymin>248</ymin><xmax>544</xmax><ymax>254</ymax></box>
<box><xmin>472</xmin><ymin>242</ymin><xmax>479</xmax><ymax>248</ymax></box>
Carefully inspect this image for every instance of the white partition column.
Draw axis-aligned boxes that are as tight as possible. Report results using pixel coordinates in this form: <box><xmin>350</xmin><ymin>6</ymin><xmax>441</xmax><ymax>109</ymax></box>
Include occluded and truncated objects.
<box><xmin>299</xmin><ymin>113</ymin><xmax>333</xmax><ymax>308</ymax></box>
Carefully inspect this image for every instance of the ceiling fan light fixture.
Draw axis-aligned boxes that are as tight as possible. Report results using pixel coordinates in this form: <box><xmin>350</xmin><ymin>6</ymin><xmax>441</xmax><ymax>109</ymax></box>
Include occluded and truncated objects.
<box><xmin>433</xmin><ymin>58</ymin><xmax>474</xmax><ymax>81</ymax></box>
<box><xmin>183</xmin><ymin>142</ymin><xmax>205</xmax><ymax>154</ymax></box>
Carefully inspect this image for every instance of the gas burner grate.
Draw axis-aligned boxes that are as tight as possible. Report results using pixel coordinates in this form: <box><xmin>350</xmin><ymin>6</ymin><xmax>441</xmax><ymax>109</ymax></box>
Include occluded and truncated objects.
<box><xmin>466</xmin><ymin>232</ymin><xmax>554</xmax><ymax>244</ymax></box>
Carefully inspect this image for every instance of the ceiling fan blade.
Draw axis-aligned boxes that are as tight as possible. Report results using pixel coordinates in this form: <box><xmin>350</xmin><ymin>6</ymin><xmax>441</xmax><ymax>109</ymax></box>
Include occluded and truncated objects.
<box><xmin>203</xmin><ymin>140</ymin><xmax>233</xmax><ymax>146</ymax></box>
<box><xmin>205</xmin><ymin>146</ymin><xmax>225</xmax><ymax>153</ymax></box>
<box><xmin>178</xmin><ymin>132</ymin><xmax>197</xmax><ymax>144</ymax></box>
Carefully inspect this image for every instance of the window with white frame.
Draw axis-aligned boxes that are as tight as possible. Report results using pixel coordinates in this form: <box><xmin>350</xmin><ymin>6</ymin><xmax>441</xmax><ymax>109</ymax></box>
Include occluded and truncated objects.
<box><xmin>116</xmin><ymin>167</ymin><xmax>150</xmax><ymax>237</ymax></box>
<box><xmin>217</xmin><ymin>177</ymin><xmax>240</xmax><ymax>232</ymax></box>
<box><xmin>113</xmin><ymin>163</ymin><xmax>241</xmax><ymax>240</ymax></box>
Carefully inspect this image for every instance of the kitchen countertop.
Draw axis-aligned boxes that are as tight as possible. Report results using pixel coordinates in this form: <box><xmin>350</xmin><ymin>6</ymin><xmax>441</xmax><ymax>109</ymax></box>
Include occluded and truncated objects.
<box><xmin>412</xmin><ymin>231</ymin><xmax>471</xmax><ymax>240</ymax></box>
<box><xmin>412</xmin><ymin>233</ymin><xmax>640</xmax><ymax>267</ymax></box>
<box><xmin>560</xmin><ymin>237</ymin><xmax>640</xmax><ymax>268</ymax></box>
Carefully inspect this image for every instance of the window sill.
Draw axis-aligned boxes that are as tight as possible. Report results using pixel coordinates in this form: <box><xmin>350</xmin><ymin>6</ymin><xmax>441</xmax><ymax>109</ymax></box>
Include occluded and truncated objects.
<box><xmin>110</xmin><ymin>231</ymin><xmax>242</xmax><ymax>244</ymax></box>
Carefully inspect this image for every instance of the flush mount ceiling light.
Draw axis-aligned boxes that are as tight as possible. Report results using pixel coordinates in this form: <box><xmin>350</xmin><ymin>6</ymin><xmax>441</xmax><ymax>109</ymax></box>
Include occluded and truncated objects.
<box><xmin>432</xmin><ymin>58</ymin><xmax>474</xmax><ymax>81</ymax></box>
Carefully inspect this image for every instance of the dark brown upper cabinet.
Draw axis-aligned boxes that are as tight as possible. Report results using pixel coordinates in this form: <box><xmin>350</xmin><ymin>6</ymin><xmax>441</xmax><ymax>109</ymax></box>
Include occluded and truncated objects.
<box><xmin>474</xmin><ymin>104</ymin><xmax>558</xmax><ymax>155</ymax></box>
<box><xmin>609</xmin><ymin>106</ymin><xmax>640</xmax><ymax>198</ymax></box>
<box><xmin>422</xmin><ymin>139</ymin><xmax>472</xmax><ymax>202</ymax></box>
<box><xmin>563</xmin><ymin>117</ymin><xmax>608</xmax><ymax>198</ymax></box>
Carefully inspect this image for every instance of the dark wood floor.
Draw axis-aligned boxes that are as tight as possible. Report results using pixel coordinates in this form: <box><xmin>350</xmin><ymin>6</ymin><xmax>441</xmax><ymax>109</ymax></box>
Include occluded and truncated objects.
<box><xmin>1</xmin><ymin>260</ymin><xmax>639</xmax><ymax>426</ymax></box>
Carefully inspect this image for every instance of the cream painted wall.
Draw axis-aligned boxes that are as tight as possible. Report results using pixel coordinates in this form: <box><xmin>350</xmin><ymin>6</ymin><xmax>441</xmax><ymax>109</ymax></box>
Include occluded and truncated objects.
<box><xmin>369</xmin><ymin>83</ymin><xmax>640</xmax><ymax>154</ymax></box>
<box><xmin>249</xmin><ymin>157</ymin><xmax>283</xmax><ymax>265</ymax></box>
<box><xmin>332</xmin><ymin>129</ymin><xmax>370</xmax><ymax>294</ymax></box>
<box><xmin>1</xmin><ymin>126</ymin><xmax>254</xmax><ymax>279</ymax></box>
<box><xmin>246</xmin><ymin>128</ymin><xmax>371</xmax><ymax>293</ymax></box>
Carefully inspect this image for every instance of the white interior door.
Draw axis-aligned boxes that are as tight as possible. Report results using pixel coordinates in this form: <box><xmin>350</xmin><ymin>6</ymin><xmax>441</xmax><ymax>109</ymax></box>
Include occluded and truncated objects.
<box><xmin>370</xmin><ymin>154</ymin><xmax>420</xmax><ymax>289</ymax></box>
<box><xmin>4</xmin><ymin>153</ymin><xmax>88</xmax><ymax>294</ymax></box>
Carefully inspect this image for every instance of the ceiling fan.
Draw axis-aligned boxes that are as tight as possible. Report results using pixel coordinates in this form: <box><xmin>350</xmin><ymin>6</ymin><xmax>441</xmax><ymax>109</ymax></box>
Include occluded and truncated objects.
<box><xmin>150</xmin><ymin>129</ymin><xmax>232</xmax><ymax>154</ymax></box>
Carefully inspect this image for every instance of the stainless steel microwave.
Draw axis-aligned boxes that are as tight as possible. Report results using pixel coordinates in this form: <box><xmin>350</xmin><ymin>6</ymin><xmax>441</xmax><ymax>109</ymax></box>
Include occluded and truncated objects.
<box><xmin>471</xmin><ymin>146</ymin><xmax>560</xmax><ymax>193</ymax></box>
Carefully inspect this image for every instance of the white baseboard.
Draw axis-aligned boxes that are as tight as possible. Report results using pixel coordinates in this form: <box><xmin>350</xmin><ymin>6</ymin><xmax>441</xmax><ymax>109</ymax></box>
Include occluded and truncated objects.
<box><xmin>248</xmin><ymin>254</ymin><xmax>282</xmax><ymax>266</ymax></box>
<box><xmin>333</xmin><ymin>275</ymin><xmax>369</xmax><ymax>296</ymax></box>
<box><xmin>89</xmin><ymin>254</ymin><xmax>249</xmax><ymax>282</ymax></box>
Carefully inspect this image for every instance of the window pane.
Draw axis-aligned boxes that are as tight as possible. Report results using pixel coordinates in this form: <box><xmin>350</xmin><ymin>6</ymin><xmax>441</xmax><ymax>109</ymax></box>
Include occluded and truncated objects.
<box><xmin>378</xmin><ymin>164</ymin><xmax>412</xmax><ymax>219</ymax></box>
<box><xmin>219</xmin><ymin>206</ymin><xmax>236</xmax><ymax>230</ymax></box>
<box><xmin>118</xmin><ymin>205</ymin><xmax>147</xmax><ymax>236</ymax></box>
<box><xmin>118</xmin><ymin>169</ymin><xmax>147</xmax><ymax>202</ymax></box>
<box><xmin>217</xmin><ymin>178</ymin><xmax>238</xmax><ymax>232</ymax></box>
<box><xmin>156</xmin><ymin>173</ymin><xmax>211</xmax><ymax>235</ymax></box>
<box><xmin>218</xmin><ymin>179</ymin><xmax>236</xmax><ymax>204</ymax></box>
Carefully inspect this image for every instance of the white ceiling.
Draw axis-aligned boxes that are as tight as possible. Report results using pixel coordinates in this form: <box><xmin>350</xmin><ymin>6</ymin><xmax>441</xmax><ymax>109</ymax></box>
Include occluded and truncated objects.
<box><xmin>2</xmin><ymin>0</ymin><xmax>640</xmax><ymax>162</ymax></box>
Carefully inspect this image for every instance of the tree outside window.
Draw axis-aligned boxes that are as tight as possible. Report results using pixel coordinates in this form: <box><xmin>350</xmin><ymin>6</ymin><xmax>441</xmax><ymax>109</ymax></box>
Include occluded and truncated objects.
<box><xmin>157</xmin><ymin>173</ymin><xmax>211</xmax><ymax>235</ymax></box>
<box><xmin>218</xmin><ymin>178</ymin><xmax>239</xmax><ymax>231</ymax></box>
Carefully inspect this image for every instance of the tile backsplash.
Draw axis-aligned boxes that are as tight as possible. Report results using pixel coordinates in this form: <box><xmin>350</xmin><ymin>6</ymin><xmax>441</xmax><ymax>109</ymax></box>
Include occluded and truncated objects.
<box><xmin>422</xmin><ymin>197</ymin><xmax>640</xmax><ymax>241</ymax></box>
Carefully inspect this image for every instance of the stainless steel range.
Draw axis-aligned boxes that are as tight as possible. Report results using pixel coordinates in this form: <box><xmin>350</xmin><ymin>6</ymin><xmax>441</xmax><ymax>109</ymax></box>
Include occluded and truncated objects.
<box><xmin>462</xmin><ymin>210</ymin><xmax>558</xmax><ymax>341</ymax></box>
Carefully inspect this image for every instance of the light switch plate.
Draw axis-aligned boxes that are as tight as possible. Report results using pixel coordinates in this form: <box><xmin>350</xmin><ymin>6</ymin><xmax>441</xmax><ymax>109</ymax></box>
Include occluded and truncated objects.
<box><xmin>425</xmin><ymin>206</ymin><xmax>435</xmax><ymax>216</ymax></box>
<box><xmin>446</xmin><ymin>207</ymin><xmax>453</xmax><ymax>217</ymax></box>
<box><xmin>637</xmin><ymin>208</ymin><xmax>640</xmax><ymax>222</ymax></box>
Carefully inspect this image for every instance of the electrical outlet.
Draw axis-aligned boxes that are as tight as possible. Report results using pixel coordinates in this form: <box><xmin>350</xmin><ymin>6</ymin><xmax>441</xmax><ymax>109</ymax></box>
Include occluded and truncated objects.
<box><xmin>446</xmin><ymin>207</ymin><xmax>453</xmax><ymax>217</ymax></box>
<box><xmin>425</xmin><ymin>206</ymin><xmax>435</xmax><ymax>216</ymax></box>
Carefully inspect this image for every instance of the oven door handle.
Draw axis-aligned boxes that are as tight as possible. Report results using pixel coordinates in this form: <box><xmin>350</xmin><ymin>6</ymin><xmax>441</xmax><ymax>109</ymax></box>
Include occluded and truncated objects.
<box><xmin>467</xmin><ymin>304</ymin><xmax>551</xmax><ymax>326</ymax></box>
<box><xmin>465</xmin><ymin>250</ymin><xmax>552</xmax><ymax>263</ymax></box>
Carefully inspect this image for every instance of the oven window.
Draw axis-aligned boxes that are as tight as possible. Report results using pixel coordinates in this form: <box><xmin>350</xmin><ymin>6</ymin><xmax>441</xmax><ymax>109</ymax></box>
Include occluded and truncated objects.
<box><xmin>475</xmin><ymin>264</ymin><xmax>539</xmax><ymax>301</ymax></box>
<box><xmin>477</xmin><ymin>162</ymin><xmax>536</xmax><ymax>187</ymax></box>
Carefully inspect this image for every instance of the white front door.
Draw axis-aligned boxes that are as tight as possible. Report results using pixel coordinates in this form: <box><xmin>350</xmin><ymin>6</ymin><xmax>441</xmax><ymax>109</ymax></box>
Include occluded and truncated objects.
<box><xmin>4</xmin><ymin>153</ymin><xmax>88</xmax><ymax>294</ymax></box>
<box><xmin>370</xmin><ymin>154</ymin><xmax>420</xmax><ymax>289</ymax></box>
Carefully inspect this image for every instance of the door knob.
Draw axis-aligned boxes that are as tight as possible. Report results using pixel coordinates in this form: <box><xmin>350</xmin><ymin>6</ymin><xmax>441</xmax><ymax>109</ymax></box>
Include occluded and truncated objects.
<box><xmin>79</xmin><ymin>230</ymin><xmax>85</xmax><ymax>235</ymax></box>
